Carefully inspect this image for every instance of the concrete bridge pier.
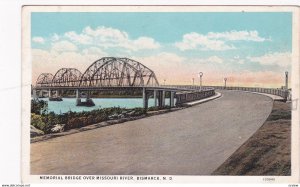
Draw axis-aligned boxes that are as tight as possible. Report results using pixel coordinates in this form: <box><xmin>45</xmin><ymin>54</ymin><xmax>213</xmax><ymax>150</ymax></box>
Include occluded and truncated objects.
<box><xmin>153</xmin><ymin>90</ymin><xmax>158</xmax><ymax>107</ymax></box>
<box><xmin>86</xmin><ymin>90</ymin><xmax>90</xmax><ymax>100</ymax></box>
<box><xmin>85</xmin><ymin>90</ymin><xmax>95</xmax><ymax>105</ymax></box>
<box><xmin>48</xmin><ymin>89</ymin><xmax>62</xmax><ymax>101</ymax></box>
<box><xmin>151</xmin><ymin>90</ymin><xmax>165</xmax><ymax>108</ymax></box>
<box><xmin>55</xmin><ymin>90</ymin><xmax>59</xmax><ymax>97</ymax></box>
<box><xmin>76</xmin><ymin>89</ymin><xmax>81</xmax><ymax>105</ymax></box>
<box><xmin>142</xmin><ymin>88</ymin><xmax>152</xmax><ymax>109</ymax></box>
<box><xmin>157</xmin><ymin>90</ymin><xmax>164</xmax><ymax>108</ymax></box>
<box><xmin>32</xmin><ymin>89</ymin><xmax>37</xmax><ymax>99</ymax></box>
<box><xmin>143</xmin><ymin>88</ymin><xmax>147</xmax><ymax>109</ymax></box>
<box><xmin>162</xmin><ymin>90</ymin><xmax>165</xmax><ymax>107</ymax></box>
<box><xmin>39</xmin><ymin>90</ymin><xmax>43</xmax><ymax>97</ymax></box>
<box><xmin>170</xmin><ymin>91</ymin><xmax>175</xmax><ymax>107</ymax></box>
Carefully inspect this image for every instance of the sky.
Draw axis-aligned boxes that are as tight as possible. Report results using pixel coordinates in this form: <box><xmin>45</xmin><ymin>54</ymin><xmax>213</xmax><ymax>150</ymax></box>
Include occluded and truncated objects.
<box><xmin>31</xmin><ymin>12</ymin><xmax>292</xmax><ymax>88</ymax></box>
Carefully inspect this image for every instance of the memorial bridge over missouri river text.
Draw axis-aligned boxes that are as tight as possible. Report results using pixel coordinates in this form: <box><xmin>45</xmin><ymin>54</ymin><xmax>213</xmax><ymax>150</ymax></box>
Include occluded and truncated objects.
<box><xmin>33</xmin><ymin>57</ymin><xmax>289</xmax><ymax>109</ymax></box>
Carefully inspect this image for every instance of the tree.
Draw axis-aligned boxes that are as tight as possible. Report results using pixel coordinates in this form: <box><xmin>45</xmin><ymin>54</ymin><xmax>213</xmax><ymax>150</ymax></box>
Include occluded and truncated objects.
<box><xmin>31</xmin><ymin>99</ymin><xmax>48</xmax><ymax>115</ymax></box>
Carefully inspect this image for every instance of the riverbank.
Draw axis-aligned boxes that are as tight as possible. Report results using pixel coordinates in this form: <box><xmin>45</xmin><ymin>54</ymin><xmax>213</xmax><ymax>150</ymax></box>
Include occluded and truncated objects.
<box><xmin>212</xmin><ymin>100</ymin><xmax>291</xmax><ymax>175</ymax></box>
<box><xmin>31</xmin><ymin>106</ymin><xmax>185</xmax><ymax>143</ymax></box>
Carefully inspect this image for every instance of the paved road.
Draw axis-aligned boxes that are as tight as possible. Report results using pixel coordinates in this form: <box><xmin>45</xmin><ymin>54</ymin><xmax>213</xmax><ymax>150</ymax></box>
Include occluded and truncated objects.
<box><xmin>31</xmin><ymin>90</ymin><xmax>273</xmax><ymax>175</ymax></box>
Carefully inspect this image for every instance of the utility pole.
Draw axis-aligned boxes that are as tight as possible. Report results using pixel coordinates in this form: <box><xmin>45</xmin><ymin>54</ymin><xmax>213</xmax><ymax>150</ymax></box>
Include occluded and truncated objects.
<box><xmin>199</xmin><ymin>72</ymin><xmax>203</xmax><ymax>90</ymax></box>
<box><xmin>285</xmin><ymin>71</ymin><xmax>288</xmax><ymax>90</ymax></box>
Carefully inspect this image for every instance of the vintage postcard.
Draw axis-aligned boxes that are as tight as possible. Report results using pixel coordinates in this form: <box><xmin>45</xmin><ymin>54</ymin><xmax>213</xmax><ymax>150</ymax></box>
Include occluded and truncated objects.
<box><xmin>21</xmin><ymin>5</ymin><xmax>300</xmax><ymax>183</ymax></box>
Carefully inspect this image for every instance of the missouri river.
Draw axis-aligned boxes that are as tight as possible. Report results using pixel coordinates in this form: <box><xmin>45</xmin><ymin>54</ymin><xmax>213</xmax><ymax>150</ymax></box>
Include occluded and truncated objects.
<box><xmin>40</xmin><ymin>98</ymin><xmax>173</xmax><ymax>114</ymax></box>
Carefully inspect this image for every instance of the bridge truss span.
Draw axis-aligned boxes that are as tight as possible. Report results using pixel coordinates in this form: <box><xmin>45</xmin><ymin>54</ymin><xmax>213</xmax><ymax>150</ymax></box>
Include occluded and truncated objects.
<box><xmin>36</xmin><ymin>73</ymin><xmax>54</xmax><ymax>87</ymax></box>
<box><xmin>52</xmin><ymin>68</ymin><xmax>83</xmax><ymax>87</ymax></box>
<box><xmin>79</xmin><ymin>57</ymin><xmax>159</xmax><ymax>87</ymax></box>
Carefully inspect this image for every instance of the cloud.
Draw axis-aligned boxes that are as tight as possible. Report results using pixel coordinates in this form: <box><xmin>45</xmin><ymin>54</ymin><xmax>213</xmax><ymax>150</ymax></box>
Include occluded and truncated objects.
<box><xmin>65</xmin><ymin>31</ymin><xmax>92</xmax><ymax>45</ymax></box>
<box><xmin>175</xmin><ymin>30</ymin><xmax>268</xmax><ymax>51</ymax></box>
<box><xmin>31</xmin><ymin>26</ymin><xmax>285</xmax><ymax>88</ymax></box>
<box><xmin>82</xmin><ymin>47</ymin><xmax>107</xmax><ymax>57</ymax></box>
<box><xmin>230</xmin><ymin>55</ymin><xmax>245</xmax><ymax>64</ymax></box>
<box><xmin>207</xmin><ymin>30</ymin><xmax>268</xmax><ymax>42</ymax></box>
<box><xmin>51</xmin><ymin>34</ymin><xmax>60</xmax><ymax>42</ymax></box>
<box><xmin>31</xmin><ymin>47</ymin><xmax>107</xmax><ymax>84</ymax></box>
<box><xmin>247</xmin><ymin>52</ymin><xmax>291</xmax><ymax>67</ymax></box>
<box><xmin>83</xmin><ymin>26</ymin><xmax>128</xmax><ymax>43</ymax></box>
<box><xmin>204</xmin><ymin>56</ymin><xmax>223</xmax><ymax>64</ymax></box>
<box><xmin>237</xmin><ymin>60</ymin><xmax>245</xmax><ymax>64</ymax></box>
<box><xmin>32</xmin><ymin>37</ymin><xmax>45</xmax><ymax>44</ymax></box>
<box><xmin>65</xmin><ymin>26</ymin><xmax>160</xmax><ymax>51</ymax></box>
<box><xmin>131</xmin><ymin>37</ymin><xmax>161</xmax><ymax>51</ymax></box>
<box><xmin>175</xmin><ymin>32</ymin><xmax>235</xmax><ymax>51</ymax></box>
<box><xmin>51</xmin><ymin>40</ymin><xmax>78</xmax><ymax>52</ymax></box>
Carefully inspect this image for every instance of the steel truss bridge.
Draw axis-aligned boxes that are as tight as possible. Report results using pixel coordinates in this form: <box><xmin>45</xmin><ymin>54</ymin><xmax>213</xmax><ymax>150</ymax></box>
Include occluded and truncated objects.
<box><xmin>33</xmin><ymin>57</ymin><xmax>215</xmax><ymax>108</ymax></box>
<box><xmin>33</xmin><ymin>57</ymin><xmax>289</xmax><ymax>109</ymax></box>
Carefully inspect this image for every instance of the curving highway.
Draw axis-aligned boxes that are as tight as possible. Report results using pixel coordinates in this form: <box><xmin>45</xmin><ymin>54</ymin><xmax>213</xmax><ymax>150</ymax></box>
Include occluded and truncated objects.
<box><xmin>31</xmin><ymin>90</ymin><xmax>273</xmax><ymax>175</ymax></box>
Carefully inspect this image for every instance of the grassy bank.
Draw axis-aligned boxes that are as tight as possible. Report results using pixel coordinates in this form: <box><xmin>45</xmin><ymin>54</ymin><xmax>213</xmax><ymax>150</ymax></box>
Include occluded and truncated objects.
<box><xmin>212</xmin><ymin>101</ymin><xmax>291</xmax><ymax>175</ymax></box>
<box><xmin>31</xmin><ymin>99</ymin><xmax>173</xmax><ymax>137</ymax></box>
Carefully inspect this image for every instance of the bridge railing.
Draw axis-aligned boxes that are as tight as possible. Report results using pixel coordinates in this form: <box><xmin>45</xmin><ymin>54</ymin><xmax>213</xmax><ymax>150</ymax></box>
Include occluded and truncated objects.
<box><xmin>162</xmin><ymin>85</ymin><xmax>213</xmax><ymax>91</ymax></box>
<box><xmin>33</xmin><ymin>84</ymin><xmax>208</xmax><ymax>92</ymax></box>
<box><xmin>202</xmin><ymin>86</ymin><xmax>289</xmax><ymax>100</ymax></box>
<box><xmin>176</xmin><ymin>89</ymin><xmax>215</xmax><ymax>105</ymax></box>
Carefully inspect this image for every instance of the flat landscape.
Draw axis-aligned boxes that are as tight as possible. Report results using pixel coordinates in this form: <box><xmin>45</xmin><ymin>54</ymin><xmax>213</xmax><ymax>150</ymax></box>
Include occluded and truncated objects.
<box><xmin>31</xmin><ymin>90</ymin><xmax>274</xmax><ymax>175</ymax></box>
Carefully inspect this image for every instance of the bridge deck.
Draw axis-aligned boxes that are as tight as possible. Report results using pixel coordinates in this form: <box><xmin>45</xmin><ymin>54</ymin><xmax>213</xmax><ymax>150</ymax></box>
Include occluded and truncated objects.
<box><xmin>34</xmin><ymin>86</ymin><xmax>201</xmax><ymax>92</ymax></box>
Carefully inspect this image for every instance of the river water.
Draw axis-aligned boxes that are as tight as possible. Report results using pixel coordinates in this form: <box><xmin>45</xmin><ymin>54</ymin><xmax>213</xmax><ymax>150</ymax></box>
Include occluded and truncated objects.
<box><xmin>40</xmin><ymin>98</ymin><xmax>173</xmax><ymax>114</ymax></box>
